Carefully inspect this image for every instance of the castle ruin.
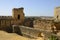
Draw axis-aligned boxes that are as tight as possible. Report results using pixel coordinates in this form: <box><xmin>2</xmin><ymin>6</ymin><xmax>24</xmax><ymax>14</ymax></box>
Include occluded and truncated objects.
<box><xmin>0</xmin><ymin>7</ymin><xmax>25</xmax><ymax>32</ymax></box>
<box><xmin>0</xmin><ymin>7</ymin><xmax>60</xmax><ymax>40</ymax></box>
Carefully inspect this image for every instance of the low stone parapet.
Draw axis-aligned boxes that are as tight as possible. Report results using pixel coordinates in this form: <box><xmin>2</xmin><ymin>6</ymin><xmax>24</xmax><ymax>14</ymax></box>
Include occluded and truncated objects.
<box><xmin>12</xmin><ymin>25</ymin><xmax>60</xmax><ymax>40</ymax></box>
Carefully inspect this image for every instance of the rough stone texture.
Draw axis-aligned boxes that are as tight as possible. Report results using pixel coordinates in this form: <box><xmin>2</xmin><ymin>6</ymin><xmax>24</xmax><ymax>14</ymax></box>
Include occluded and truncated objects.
<box><xmin>0</xmin><ymin>7</ymin><xmax>60</xmax><ymax>40</ymax></box>
<box><xmin>54</xmin><ymin>7</ymin><xmax>60</xmax><ymax>21</ymax></box>
<box><xmin>18</xmin><ymin>26</ymin><xmax>48</xmax><ymax>39</ymax></box>
<box><xmin>33</xmin><ymin>19</ymin><xmax>55</xmax><ymax>32</ymax></box>
<box><xmin>23</xmin><ymin>18</ymin><xmax>34</xmax><ymax>27</ymax></box>
<box><xmin>54</xmin><ymin>22</ymin><xmax>60</xmax><ymax>30</ymax></box>
<box><xmin>12</xmin><ymin>26</ymin><xmax>41</xmax><ymax>38</ymax></box>
<box><xmin>18</xmin><ymin>26</ymin><xmax>60</xmax><ymax>40</ymax></box>
<box><xmin>12</xmin><ymin>7</ymin><xmax>25</xmax><ymax>25</ymax></box>
<box><xmin>0</xmin><ymin>7</ymin><xmax>25</xmax><ymax>32</ymax></box>
<box><xmin>12</xmin><ymin>25</ymin><xmax>23</xmax><ymax>35</ymax></box>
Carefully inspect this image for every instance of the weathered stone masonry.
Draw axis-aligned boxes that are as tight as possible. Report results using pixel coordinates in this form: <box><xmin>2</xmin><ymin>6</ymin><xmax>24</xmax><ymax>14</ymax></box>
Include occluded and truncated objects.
<box><xmin>0</xmin><ymin>7</ymin><xmax>25</xmax><ymax>32</ymax></box>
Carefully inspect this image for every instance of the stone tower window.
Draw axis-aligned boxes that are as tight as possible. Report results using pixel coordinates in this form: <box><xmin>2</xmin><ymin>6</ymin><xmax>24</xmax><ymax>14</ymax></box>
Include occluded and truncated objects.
<box><xmin>18</xmin><ymin>15</ymin><xmax>20</xmax><ymax>20</ymax></box>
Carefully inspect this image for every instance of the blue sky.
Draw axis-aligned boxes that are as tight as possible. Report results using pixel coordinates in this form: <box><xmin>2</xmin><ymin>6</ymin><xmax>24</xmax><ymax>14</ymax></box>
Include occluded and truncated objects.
<box><xmin>0</xmin><ymin>0</ymin><xmax>60</xmax><ymax>16</ymax></box>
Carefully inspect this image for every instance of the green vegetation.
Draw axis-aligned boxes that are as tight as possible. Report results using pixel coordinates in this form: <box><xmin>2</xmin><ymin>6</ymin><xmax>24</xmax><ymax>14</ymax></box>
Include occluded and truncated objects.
<box><xmin>49</xmin><ymin>35</ymin><xmax>58</xmax><ymax>40</ymax></box>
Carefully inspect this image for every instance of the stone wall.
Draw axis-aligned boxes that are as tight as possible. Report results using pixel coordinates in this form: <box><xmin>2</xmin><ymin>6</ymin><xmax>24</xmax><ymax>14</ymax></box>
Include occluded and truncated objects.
<box><xmin>54</xmin><ymin>7</ymin><xmax>60</xmax><ymax>21</ymax></box>
<box><xmin>0</xmin><ymin>8</ymin><xmax>25</xmax><ymax>32</ymax></box>
<box><xmin>23</xmin><ymin>18</ymin><xmax>34</xmax><ymax>27</ymax></box>
<box><xmin>54</xmin><ymin>22</ymin><xmax>60</xmax><ymax>30</ymax></box>
<box><xmin>12</xmin><ymin>7</ymin><xmax>25</xmax><ymax>25</ymax></box>
<box><xmin>12</xmin><ymin>25</ymin><xmax>60</xmax><ymax>40</ymax></box>
<box><xmin>20</xmin><ymin>26</ymin><xmax>40</xmax><ymax>38</ymax></box>
<box><xmin>33</xmin><ymin>19</ymin><xmax>55</xmax><ymax>32</ymax></box>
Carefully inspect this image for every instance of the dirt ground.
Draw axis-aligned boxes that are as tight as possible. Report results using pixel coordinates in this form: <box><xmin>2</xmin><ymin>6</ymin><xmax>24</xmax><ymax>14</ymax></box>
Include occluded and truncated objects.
<box><xmin>0</xmin><ymin>30</ymin><xmax>44</xmax><ymax>40</ymax></box>
<box><xmin>0</xmin><ymin>30</ymin><xmax>30</xmax><ymax>40</ymax></box>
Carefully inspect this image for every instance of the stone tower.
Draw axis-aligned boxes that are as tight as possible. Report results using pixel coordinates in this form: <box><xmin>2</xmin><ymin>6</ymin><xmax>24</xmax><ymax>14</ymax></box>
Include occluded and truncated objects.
<box><xmin>12</xmin><ymin>7</ymin><xmax>25</xmax><ymax>25</ymax></box>
<box><xmin>54</xmin><ymin>7</ymin><xmax>60</xmax><ymax>21</ymax></box>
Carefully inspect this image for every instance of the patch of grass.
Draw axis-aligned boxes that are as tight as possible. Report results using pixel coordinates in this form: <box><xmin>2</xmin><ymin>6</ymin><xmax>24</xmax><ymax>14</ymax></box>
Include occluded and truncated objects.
<box><xmin>49</xmin><ymin>35</ymin><xmax>58</xmax><ymax>40</ymax></box>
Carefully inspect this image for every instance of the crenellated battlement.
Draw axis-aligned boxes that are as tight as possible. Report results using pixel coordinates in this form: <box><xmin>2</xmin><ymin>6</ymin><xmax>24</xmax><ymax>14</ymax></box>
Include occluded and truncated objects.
<box><xmin>0</xmin><ymin>16</ymin><xmax>12</xmax><ymax>19</ymax></box>
<box><xmin>0</xmin><ymin>7</ymin><xmax>25</xmax><ymax>31</ymax></box>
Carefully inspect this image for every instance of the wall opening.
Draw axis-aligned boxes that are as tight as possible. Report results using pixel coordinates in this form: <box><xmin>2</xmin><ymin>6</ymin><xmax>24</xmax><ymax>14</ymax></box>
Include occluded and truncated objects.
<box><xmin>18</xmin><ymin>15</ymin><xmax>20</xmax><ymax>20</ymax></box>
<box><xmin>57</xmin><ymin>15</ymin><xmax>58</xmax><ymax>19</ymax></box>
